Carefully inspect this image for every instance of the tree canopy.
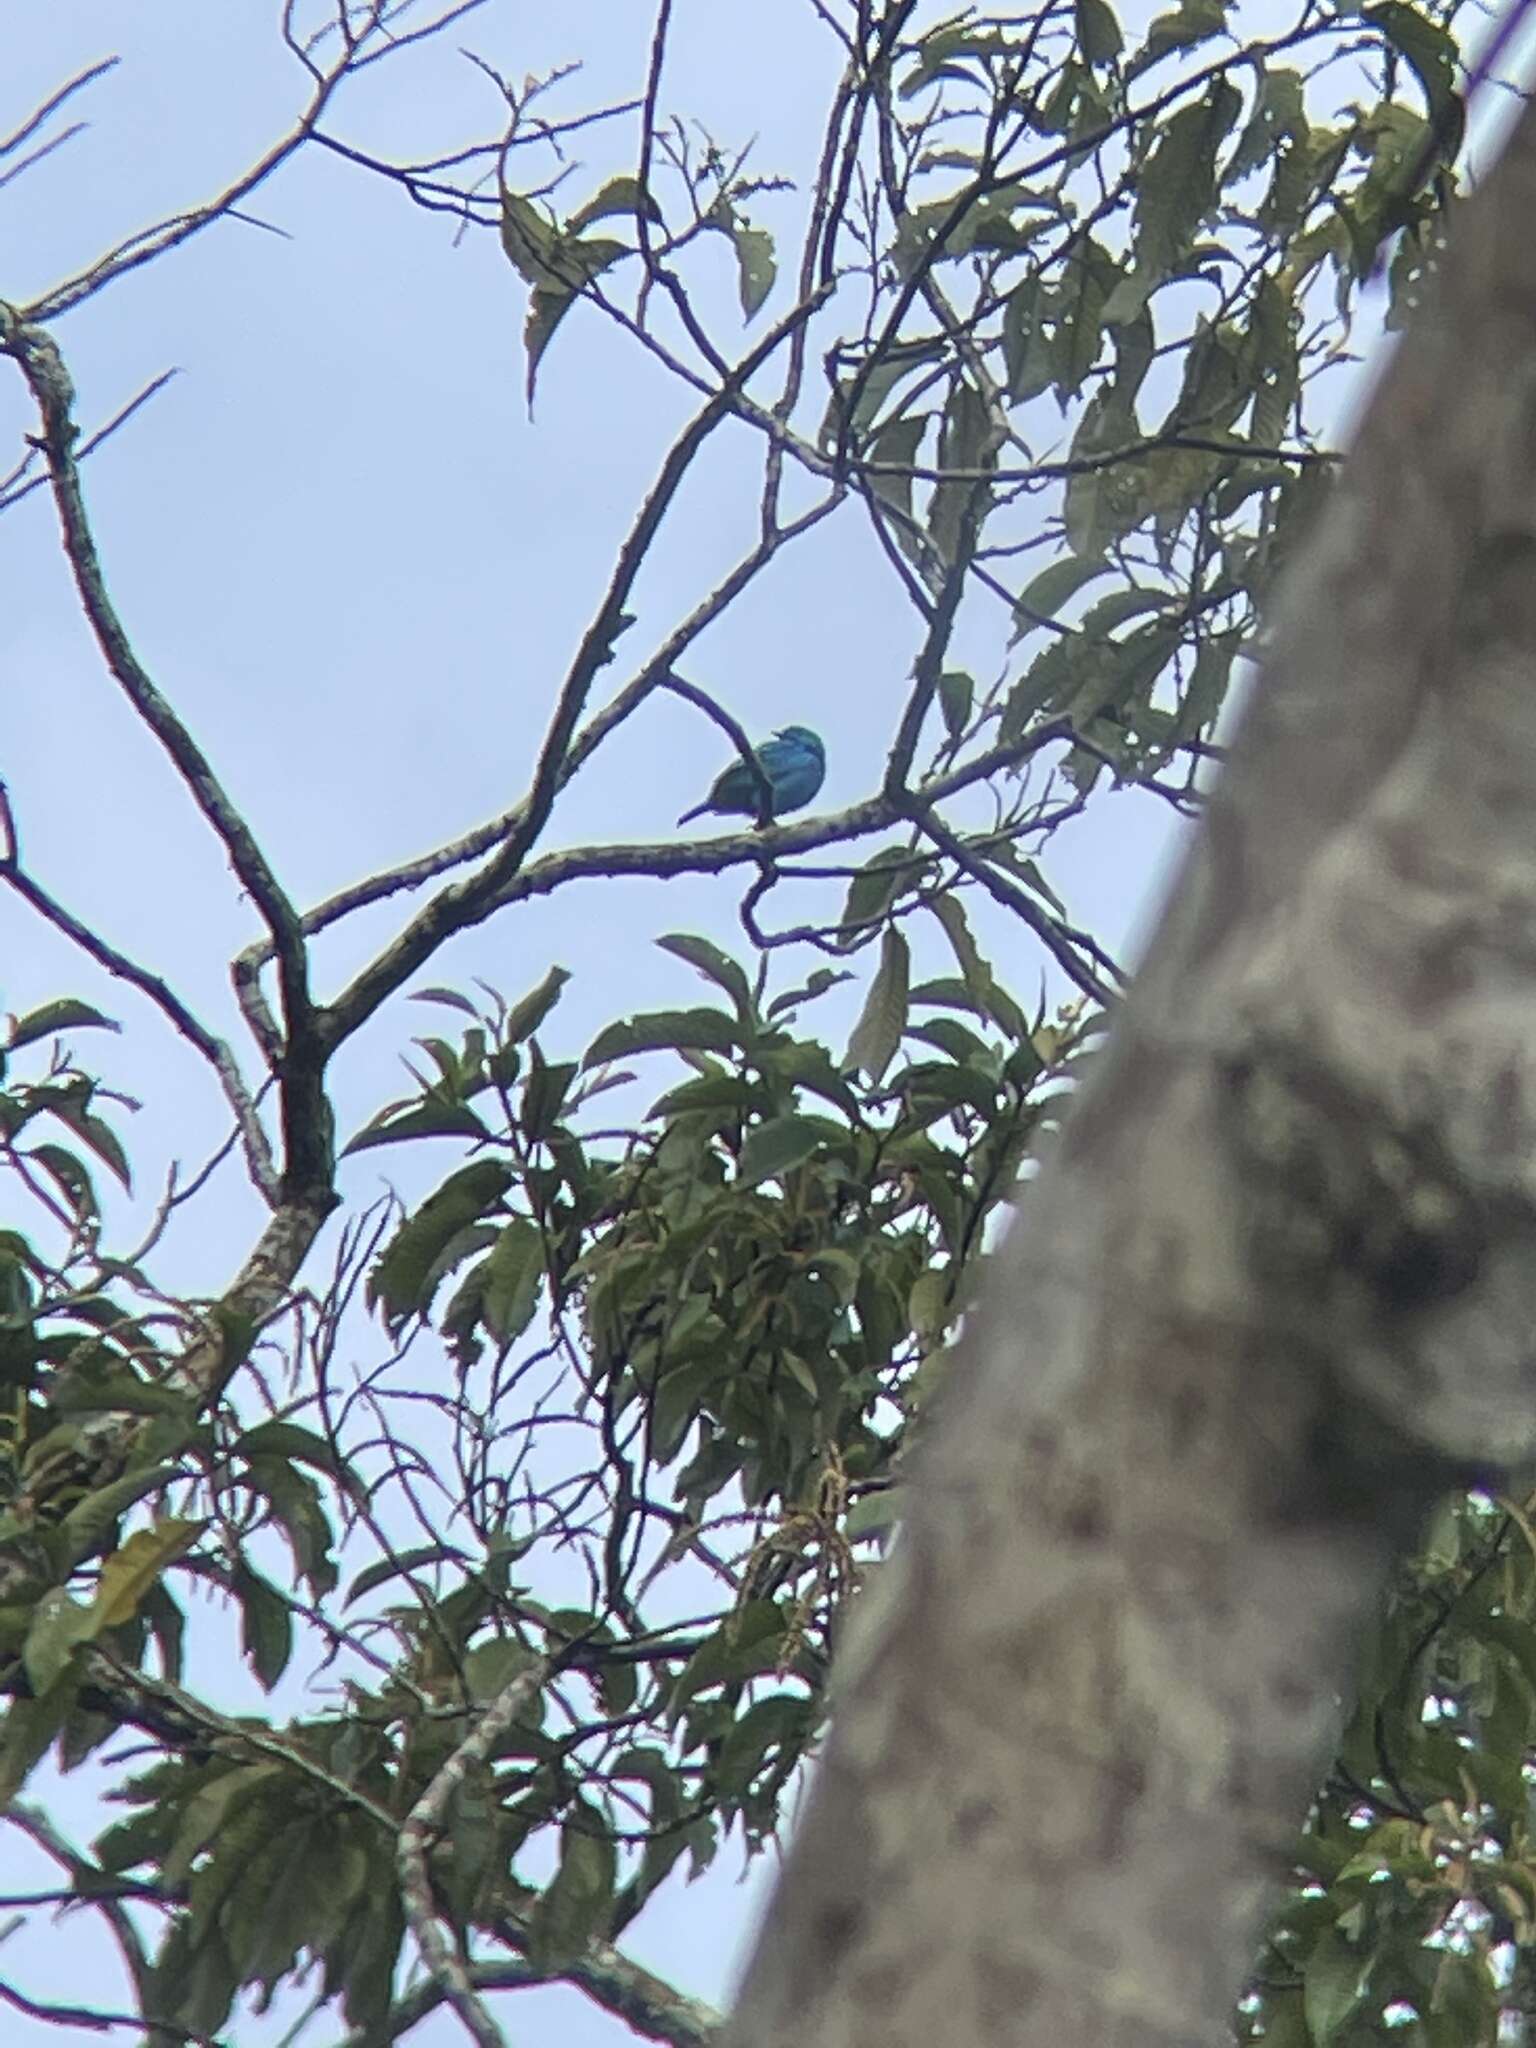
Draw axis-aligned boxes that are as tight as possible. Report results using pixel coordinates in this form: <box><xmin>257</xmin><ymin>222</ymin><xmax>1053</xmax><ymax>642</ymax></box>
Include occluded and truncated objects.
<box><xmin>1</xmin><ymin>3</ymin><xmax>1526</xmax><ymax>2045</ymax></box>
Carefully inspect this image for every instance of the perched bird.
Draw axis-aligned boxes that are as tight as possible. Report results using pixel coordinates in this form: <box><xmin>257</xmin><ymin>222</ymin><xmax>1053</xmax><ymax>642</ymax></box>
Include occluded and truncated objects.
<box><xmin>676</xmin><ymin>726</ymin><xmax>826</xmax><ymax>828</ymax></box>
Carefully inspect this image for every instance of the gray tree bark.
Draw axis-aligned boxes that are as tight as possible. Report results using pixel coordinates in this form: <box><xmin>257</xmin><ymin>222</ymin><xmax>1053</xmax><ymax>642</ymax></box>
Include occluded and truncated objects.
<box><xmin>726</xmin><ymin>95</ymin><xmax>1536</xmax><ymax>2048</ymax></box>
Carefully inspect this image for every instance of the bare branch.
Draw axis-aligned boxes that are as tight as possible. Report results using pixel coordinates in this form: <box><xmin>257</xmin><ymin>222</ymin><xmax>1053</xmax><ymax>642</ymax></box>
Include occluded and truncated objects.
<box><xmin>398</xmin><ymin>1662</ymin><xmax>549</xmax><ymax>2048</ymax></box>
<box><xmin>0</xmin><ymin>56</ymin><xmax>119</xmax><ymax>163</ymax></box>
<box><xmin>0</xmin><ymin>822</ymin><xmax>279</xmax><ymax>1203</ymax></box>
<box><xmin>0</xmin><ymin>367</ymin><xmax>180</xmax><ymax>516</ymax></box>
<box><xmin>0</xmin><ymin>310</ymin><xmax>332</xmax><ymax>1193</ymax></box>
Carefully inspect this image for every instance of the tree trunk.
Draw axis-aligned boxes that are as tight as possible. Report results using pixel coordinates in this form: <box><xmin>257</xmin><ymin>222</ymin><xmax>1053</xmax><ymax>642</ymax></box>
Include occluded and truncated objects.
<box><xmin>727</xmin><ymin>96</ymin><xmax>1536</xmax><ymax>2048</ymax></box>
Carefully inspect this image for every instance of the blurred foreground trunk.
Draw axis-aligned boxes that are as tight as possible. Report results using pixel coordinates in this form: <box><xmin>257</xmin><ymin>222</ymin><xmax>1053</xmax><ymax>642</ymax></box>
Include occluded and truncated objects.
<box><xmin>727</xmin><ymin>94</ymin><xmax>1536</xmax><ymax>2048</ymax></box>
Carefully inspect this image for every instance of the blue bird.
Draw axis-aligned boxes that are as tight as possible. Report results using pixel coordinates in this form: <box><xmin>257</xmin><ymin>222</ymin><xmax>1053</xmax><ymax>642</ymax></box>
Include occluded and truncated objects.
<box><xmin>676</xmin><ymin>725</ymin><xmax>826</xmax><ymax>828</ymax></box>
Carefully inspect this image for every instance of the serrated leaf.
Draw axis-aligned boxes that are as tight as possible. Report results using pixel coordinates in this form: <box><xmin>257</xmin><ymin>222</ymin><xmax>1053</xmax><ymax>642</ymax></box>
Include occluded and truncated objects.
<box><xmin>1132</xmin><ymin>80</ymin><xmax>1243</xmax><ymax>287</ymax></box>
<box><xmin>1365</xmin><ymin>2</ymin><xmax>1460</xmax><ymax>135</ymax></box>
<box><xmin>482</xmin><ymin>1217</ymin><xmax>545</xmax><ymax>1344</ymax></box>
<box><xmin>844</xmin><ymin>929</ymin><xmax>910</xmax><ymax>1083</ymax></box>
<box><xmin>368</xmin><ymin>1162</ymin><xmax>513</xmax><ymax>1330</ymax></box>
<box><xmin>737</xmin><ymin>1115</ymin><xmax>824</xmax><ymax>1189</ymax></box>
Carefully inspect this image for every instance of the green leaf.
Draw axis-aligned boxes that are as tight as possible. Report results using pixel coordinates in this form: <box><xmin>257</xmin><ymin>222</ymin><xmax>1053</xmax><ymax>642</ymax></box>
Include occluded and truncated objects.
<box><xmin>501</xmin><ymin>197</ymin><xmax>627</xmax><ymax>403</ymax></box>
<box><xmin>3</xmin><ymin>1000</ymin><xmax>119</xmax><ymax>1052</ymax></box>
<box><xmin>567</xmin><ymin>174</ymin><xmax>657</xmax><ymax>233</ymax></box>
<box><xmin>1131</xmin><ymin>80</ymin><xmax>1243</xmax><ymax>286</ymax></box>
<box><xmin>908</xmin><ymin>1267</ymin><xmax>954</xmax><ymax>1345</ymax></box>
<box><xmin>232</xmin><ymin>1421</ymin><xmax>359</xmax><ymax>1493</ymax></box>
<box><xmin>500</xmin><ymin>190</ymin><xmax>565</xmax><ymax>285</ymax></box>
<box><xmin>839</xmin><ymin>845</ymin><xmax>921</xmax><ymax>946</ymax></box>
<box><xmin>27</xmin><ymin>1142</ymin><xmax>98</xmax><ymax>1222</ymax></box>
<box><xmin>524</xmin><ymin>249</ymin><xmax>624</xmax><ymax>405</ymax></box>
<box><xmin>345</xmin><ymin>1542</ymin><xmax>463</xmax><ymax>1606</ymax></box>
<box><xmin>1001</xmin><ymin>276</ymin><xmax>1056</xmax><ymax>402</ymax></box>
<box><xmin>503</xmin><ymin>965</ymin><xmax>571</xmax><ymax>1044</ymax></box>
<box><xmin>1303</xmin><ymin>1927</ymin><xmax>1369</xmax><ymax>2046</ymax></box>
<box><xmin>929</xmin><ymin>378</ymin><xmax>994</xmax><ymax>566</ymax></box>
<box><xmin>865</xmin><ymin>412</ymin><xmax>928</xmax><ymax>544</ymax></box>
<box><xmin>731</xmin><ymin>221</ymin><xmax>776</xmax><ymax>318</ymax></box>
<box><xmin>1053</xmin><ymin>237</ymin><xmax>1119</xmax><ymax>399</ymax></box>
<box><xmin>649</xmin><ymin>1357</ymin><xmax>715</xmax><ymax>1465</ymax></box>
<box><xmin>410</xmin><ymin>987</ymin><xmax>479</xmax><ymax>1016</ymax></box>
<box><xmin>657</xmin><ymin>934</ymin><xmax>754</xmax><ymax>1020</ymax></box>
<box><xmin>48</xmin><ymin>1096</ymin><xmax>131</xmax><ymax>1191</ymax></box>
<box><xmin>1129</xmin><ymin>0</ymin><xmax>1229</xmax><ymax>74</ymax></box>
<box><xmin>57</xmin><ymin>1465</ymin><xmax>181</xmax><ymax>1571</ymax></box>
<box><xmin>937</xmin><ymin>669</ymin><xmax>973</xmax><ymax>739</ymax></box>
<box><xmin>232</xmin><ymin>1563</ymin><xmax>293</xmax><ymax>1691</ymax></box>
<box><xmin>1365</xmin><ymin>3</ymin><xmax>1460</xmax><ymax>136</ymax></box>
<box><xmin>584</xmin><ymin>1008</ymin><xmax>737</xmax><ymax>1067</ymax></box>
<box><xmin>23</xmin><ymin>1588</ymin><xmax>95</xmax><ymax>1696</ymax></box>
<box><xmin>1062</xmin><ymin>389</ymin><xmax>1144</xmax><ymax>555</ymax></box>
<box><xmin>737</xmin><ymin>1115</ymin><xmax>824</xmax><ymax>1189</ymax></box>
<box><xmin>0</xmin><ymin>1678</ymin><xmax>80</xmax><ymax>1804</ymax></box>
<box><xmin>1226</xmin><ymin>67</ymin><xmax>1307</xmax><ymax>185</ymax></box>
<box><xmin>1075</xmin><ymin>0</ymin><xmax>1123</xmax><ymax>66</ymax></box>
<box><xmin>928</xmin><ymin>893</ymin><xmax>998</xmax><ymax>1013</ymax></box>
<box><xmin>92</xmin><ymin>1517</ymin><xmax>203</xmax><ymax>1629</ymax></box>
<box><xmin>528</xmin><ymin>1800</ymin><xmax>617</xmax><ymax>1969</ymax></box>
<box><xmin>464</xmin><ymin>1636</ymin><xmax>542</xmax><ymax>1708</ymax></box>
<box><xmin>522</xmin><ymin>1052</ymin><xmax>577</xmax><ymax>1140</ymax></box>
<box><xmin>844</xmin><ymin>929</ymin><xmax>910</xmax><ymax>1083</ymax></box>
<box><xmin>163</xmin><ymin>1762</ymin><xmax>287</xmax><ymax>1887</ymax></box>
<box><xmin>343</xmin><ymin>1098</ymin><xmax>491</xmax><ymax>1156</ymax></box>
<box><xmin>482</xmin><ymin>1217</ymin><xmax>546</xmax><ymax>1344</ymax></box>
<box><xmin>1016</xmin><ymin>555</ymin><xmax>1109</xmax><ymax>627</ymax></box>
<box><xmin>670</xmin><ymin>1602</ymin><xmax>787</xmax><ymax>1710</ymax></box>
<box><xmin>246</xmin><ymin>1456</ymin><xmax>337</xmax><ymax>1597</ymax></box>
<box><xmin>368</xmin><ymin>1162</ymin><xmax>513</xmax><ymax>1330</ymax></box>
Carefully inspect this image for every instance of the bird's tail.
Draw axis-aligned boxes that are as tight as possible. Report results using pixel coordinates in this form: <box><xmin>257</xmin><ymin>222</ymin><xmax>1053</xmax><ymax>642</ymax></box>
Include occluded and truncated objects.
<box><xmin>676</xmin><ymin>802</ymin><xmax>712</xmax><ymax>827</ymax></box>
